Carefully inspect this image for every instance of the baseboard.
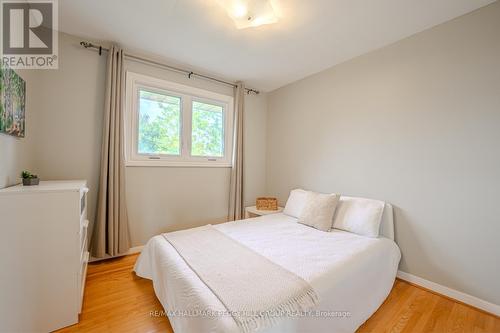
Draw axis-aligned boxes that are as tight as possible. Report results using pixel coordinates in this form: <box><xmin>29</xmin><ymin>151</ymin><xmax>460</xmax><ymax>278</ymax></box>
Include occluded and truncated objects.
<box><xmin>89</xmin><ymin>245</ymin><xmax>144</xmax><ymax>263</ymax></box>
<box><xmin>127</xmin><ymin>245</ymin><xmax>144</xmax><ymax>255</ymax></box>
<box><xmin>397</xmin><ymin>270</ymin><xmax>500</xmax><ymax>317</ymax></box>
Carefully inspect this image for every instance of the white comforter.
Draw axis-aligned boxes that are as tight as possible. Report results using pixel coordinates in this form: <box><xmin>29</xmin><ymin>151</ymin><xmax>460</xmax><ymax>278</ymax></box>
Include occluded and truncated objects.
<box><xmin>134</xmin><ymin>213</ymin><xmax>401</xmax><ymax>333</ymax></box>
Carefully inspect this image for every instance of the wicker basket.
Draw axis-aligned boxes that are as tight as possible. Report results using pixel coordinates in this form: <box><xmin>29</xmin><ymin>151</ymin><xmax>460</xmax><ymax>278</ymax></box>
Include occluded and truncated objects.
<box><xmin>256</xmin><ymin>197</ymin><xmax>278</xmax><ymax>211</ymax></box>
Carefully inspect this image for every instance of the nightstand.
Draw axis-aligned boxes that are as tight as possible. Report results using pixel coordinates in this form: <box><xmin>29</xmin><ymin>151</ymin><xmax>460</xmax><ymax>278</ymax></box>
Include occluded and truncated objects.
<box><xmin>244</xmin><ymin>205</ymin><xmax>284</xmax><ymax>219</ymax></box>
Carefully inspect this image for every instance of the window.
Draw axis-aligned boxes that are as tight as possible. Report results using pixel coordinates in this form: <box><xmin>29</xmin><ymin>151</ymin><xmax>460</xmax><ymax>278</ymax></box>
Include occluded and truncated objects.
<box><xmin>138</xmin><ymin>89</ymin><xmax>181</xmax><ymax>156</ymax></box>
<box><xmin>125</xmin><ymin>72</ymin><xmax>234</xmax><ymax>167</ymax></box>
<box><xmin>191</xmin><ymin>100</ymin><xmax>225</xmax><ymax>157</ymax></box>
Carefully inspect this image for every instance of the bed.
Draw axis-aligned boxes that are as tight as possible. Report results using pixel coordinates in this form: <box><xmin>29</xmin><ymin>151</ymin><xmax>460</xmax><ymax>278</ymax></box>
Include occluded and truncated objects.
<box><xmin>134</xmin><ymin>202</ymin><xmax>401</xmax><ymax>333</ymax></box>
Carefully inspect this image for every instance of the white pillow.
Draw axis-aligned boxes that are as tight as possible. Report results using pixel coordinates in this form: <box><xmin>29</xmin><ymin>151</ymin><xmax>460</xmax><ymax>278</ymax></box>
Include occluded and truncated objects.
<box><xmin>332</xmin><ymin>196</ymin><xmax>385</xmax><ymax>238</ymax></box>
<box><xmin>298</xmin><ymin>192</ymin><xmax>340</xmax><ymax>231</ymax></box>
<box><xmin>283</xmin><ymin>189</ymin><xmax>308</xmax><ymax>218</ymax></box>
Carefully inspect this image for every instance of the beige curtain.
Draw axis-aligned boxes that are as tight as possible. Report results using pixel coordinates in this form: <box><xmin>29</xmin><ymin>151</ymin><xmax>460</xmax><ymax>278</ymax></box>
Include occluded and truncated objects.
<box><xmin>228</xmin><ymin>82</ymin><xmax>245</xmax><ymax>221</ymax></box>
<box><xmin>91</xmin><ymin>45</ymin><xmax>131</xmax><ymax>258</ymax></box>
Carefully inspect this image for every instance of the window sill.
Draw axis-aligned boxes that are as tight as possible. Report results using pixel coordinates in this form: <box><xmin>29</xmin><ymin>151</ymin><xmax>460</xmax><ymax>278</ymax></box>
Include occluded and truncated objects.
<box><xmin>125</xmin><ymin>160</ymin><xmax>233</xmax><ymax>168</ymax></box>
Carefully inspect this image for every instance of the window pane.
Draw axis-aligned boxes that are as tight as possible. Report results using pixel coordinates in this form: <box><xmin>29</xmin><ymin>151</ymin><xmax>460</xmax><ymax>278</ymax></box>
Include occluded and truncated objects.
<box><xmin>138</xmin><ymin>89</ymin><xmax>181</xmax><ymax>155</ymax></box>
<box><xmin>191</xmin><ymin>101</ymin><xmax>224</xmax><ymax>157</ymax></box>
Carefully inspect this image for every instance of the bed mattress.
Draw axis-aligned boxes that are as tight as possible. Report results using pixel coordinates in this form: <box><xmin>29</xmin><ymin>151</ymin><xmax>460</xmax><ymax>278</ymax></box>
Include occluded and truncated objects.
<box><xmin>134</xmin><ymin>213</ymin><xmax>401</xmax><ymax>333</ymax></box>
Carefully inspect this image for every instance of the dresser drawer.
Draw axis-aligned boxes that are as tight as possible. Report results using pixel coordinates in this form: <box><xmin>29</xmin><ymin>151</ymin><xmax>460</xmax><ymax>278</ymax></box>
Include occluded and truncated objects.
<box><xmin>80</xmin><ymin>220</ymin><xmax>89</xmax><ymax>254</ymax></box>
<box><xmin>80</xmin><ymin>208</ymin><xmax>87</xmax><ymax>227</ymax></box>
<box><xmin>80</xmin><ymin>187</ymin><xmax>89</xmax><ymax>219</ymax></box>
<box><xmin>78</xmin><ymin>251</ymin><xmax>89</xmax><ymax>313</ymax></box>
<box><xmin>79</xmin><ymin>251</ymin><xmax>89</xmax><ymax>277</ymax></box>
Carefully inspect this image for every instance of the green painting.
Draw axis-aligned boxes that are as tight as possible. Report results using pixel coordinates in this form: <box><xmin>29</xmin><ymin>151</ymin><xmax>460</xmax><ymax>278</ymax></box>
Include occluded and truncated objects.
<box><xmin>0</xmin><ymin>64</ymin><xmax>26</xmax><ymax>137</ymax></box>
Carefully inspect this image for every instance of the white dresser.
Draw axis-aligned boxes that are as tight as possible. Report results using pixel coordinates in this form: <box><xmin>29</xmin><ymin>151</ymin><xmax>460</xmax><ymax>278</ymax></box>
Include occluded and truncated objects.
<box><xmin>0</xmin><ymin>180</ymin><xmax>90</xmax><ymax>332</ymax></box>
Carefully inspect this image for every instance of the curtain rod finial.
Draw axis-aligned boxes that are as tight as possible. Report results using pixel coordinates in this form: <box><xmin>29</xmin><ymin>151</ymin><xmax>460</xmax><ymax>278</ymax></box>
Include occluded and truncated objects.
<box><xmin>80</xmin><ymin>41</ymin><xmax>92</xmax><ymax>48</ymax></box>
<box><xmin>245</xmin><ymin>88</ymin><xmax>259</xmax><ymax>95</ymax></box>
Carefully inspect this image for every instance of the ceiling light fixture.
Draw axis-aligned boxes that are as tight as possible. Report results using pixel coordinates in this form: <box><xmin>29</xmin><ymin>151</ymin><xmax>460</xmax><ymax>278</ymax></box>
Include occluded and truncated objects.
<box><xmin>217</xmin><ymin>0</ymin><xmax>279</xmax><ymax>29</ymax></box>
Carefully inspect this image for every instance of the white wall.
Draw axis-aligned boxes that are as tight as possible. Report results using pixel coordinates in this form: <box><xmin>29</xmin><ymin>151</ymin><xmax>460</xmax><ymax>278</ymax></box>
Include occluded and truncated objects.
<box><xmin>244</xmin><ymin>92</ymin><xmax>268</xmax><ymax>207</ymax></box>
<box><xmin>0</xmin><ymin>70</ymin><xmax>38</xmax><ymax>189</ymax></box>
<box><xmin>29</xmin><ymin>32</ymin><xmax>267</xmax><ymax>247</ymax></box>
<box><xmin>29</xmin><ymin>33</ymin><xmax>107</xmax><ymax>227</ymax></box>
<box><xmin>266</xmin><ymin>3</ymin><xmax>500</xmax><ymax>305</ymax></box>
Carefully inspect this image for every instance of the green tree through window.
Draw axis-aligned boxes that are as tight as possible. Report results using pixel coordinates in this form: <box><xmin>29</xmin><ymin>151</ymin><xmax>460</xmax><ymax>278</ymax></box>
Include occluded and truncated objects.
<box><xmin>138</xmin><ymin>90</ymin><xmax>181</xmax><ymax>155</ymax></box>
<box><xmin>191</xmin><ymin>101</ymin><xmax>224</xmax><ymax>157</ymax></box>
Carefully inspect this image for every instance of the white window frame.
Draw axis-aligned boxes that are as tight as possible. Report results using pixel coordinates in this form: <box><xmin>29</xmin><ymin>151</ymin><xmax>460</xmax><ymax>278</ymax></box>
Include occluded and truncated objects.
<box><xmin>125</xmin><ymin>71</ymin><xmax>234</xmax><ymax>167</ymax></box>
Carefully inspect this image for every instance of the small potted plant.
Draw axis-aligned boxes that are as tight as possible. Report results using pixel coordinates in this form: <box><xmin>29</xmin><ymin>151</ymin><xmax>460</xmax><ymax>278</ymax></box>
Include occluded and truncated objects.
<box><xmin>21</xmin><ymin>171</ymin><xmax>40</xmax><ymax>186</ymax></box>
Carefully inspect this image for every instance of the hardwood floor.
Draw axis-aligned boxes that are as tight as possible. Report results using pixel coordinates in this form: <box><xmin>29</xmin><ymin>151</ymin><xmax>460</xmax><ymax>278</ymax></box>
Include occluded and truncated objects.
<box><xmin>57</xmin><ymin>254</ymin><xmax>499</xmax><ymax>333</ymax></box>
<box><xmin>57</xmin><ymin>254</ymin><xmax>173</xmax><ymax>333</ymax></box>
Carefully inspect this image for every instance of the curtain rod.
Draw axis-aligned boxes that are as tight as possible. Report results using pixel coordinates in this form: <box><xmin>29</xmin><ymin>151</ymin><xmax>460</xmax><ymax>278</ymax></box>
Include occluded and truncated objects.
<box><xmin>80</xmin><ymin>41</ymin><xmax>260</xmax><ymax>95</ymax></box>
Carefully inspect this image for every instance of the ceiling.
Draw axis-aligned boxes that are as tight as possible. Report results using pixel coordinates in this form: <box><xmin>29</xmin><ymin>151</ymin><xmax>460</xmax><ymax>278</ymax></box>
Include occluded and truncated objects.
<box><xmin>59</xmin><ymin>0</ymin><xmax>496</xmax><ymax>92</ymax></box>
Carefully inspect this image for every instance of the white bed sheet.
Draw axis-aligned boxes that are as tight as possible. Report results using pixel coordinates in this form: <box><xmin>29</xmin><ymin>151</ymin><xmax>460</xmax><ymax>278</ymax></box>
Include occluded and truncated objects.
<box><xmin>134</xmin><ymin>213</ymin><xmax>401</xmax><ymax>333</ymax></box>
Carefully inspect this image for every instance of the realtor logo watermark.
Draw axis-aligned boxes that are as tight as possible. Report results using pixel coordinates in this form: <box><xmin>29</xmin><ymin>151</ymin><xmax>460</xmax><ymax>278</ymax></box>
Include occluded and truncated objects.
<box><xmin>1</xmin><ymin>0</ymin><xmax>58</xmax><ymax>69</ymax></box>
